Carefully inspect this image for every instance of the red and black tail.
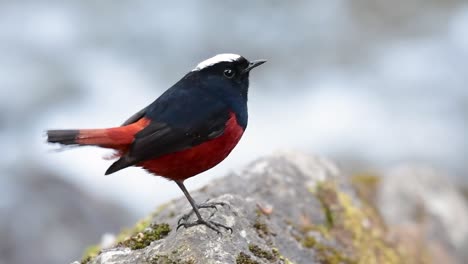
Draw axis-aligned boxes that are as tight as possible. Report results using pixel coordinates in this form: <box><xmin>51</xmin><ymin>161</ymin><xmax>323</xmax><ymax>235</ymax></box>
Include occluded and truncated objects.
<box><xmin>47</xmin><ymin>118</ymin><xmax>150</xmax><ymax>149</ymax></box>
<box><xmin>47</xmin><ymin>128</ymin><xmax>126</xmax><ymax>148</ymax></box>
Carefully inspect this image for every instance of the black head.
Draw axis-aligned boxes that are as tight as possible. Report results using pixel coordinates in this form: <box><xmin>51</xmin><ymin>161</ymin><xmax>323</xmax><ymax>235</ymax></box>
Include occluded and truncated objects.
<box><xmin>187</xmin><ymin>54</ymin><xmax>266</xmax><ymax>100</ymax></box>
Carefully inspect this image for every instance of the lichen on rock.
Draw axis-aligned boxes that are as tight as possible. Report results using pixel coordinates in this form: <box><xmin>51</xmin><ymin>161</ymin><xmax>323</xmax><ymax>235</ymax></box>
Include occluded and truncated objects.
<box><xmin>302</xmin><ymin>181</ymin><xmax>405</xmax><ymax>263</ymax></box>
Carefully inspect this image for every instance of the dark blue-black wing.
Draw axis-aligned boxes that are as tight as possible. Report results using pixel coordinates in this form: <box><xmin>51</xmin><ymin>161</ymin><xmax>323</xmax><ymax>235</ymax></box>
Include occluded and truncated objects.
<box><xmin>105</xmin><ymin>87</ymin><xmax>229</xmax><ymax>175</ymax></box>
<box><xmin>121</xmin><ymin>106</ymin><xmax>148</xmax><ymax>126</ymax></box>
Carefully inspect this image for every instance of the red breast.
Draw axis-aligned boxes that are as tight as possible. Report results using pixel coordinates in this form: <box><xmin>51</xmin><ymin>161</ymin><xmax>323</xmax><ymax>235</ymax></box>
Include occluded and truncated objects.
<box><xmin>138</xmin><ymin>112</ymin><xmax>244</xmax><ymax>181</ymax></box>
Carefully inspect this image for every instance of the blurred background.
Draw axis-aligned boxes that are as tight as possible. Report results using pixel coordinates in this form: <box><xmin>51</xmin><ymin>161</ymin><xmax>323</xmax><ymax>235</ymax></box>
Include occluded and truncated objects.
<box><xmin>1</xmin><ymin>1</ymin><xmax>468</xmax><ymax>263</ymax></box>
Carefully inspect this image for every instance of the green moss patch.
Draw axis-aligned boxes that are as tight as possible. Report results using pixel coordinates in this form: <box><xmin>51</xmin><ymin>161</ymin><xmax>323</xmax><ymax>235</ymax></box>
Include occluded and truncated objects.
<box><xmin>301</xmin><ymin>181</ymin><xmax>415</xmax><ymax>263</ymax></box>
<box><xmin>118</xmin><ymin>223</ymin><xmax>171</xmax><ymax>250</ymax></box>
<box><xmin>236</xmin><ymin>252</ymin><xmax>259</xmax><ymax>264</ymax></box>
<box><xmin>248</xmin><ymin>244</ymin><xmax>277</xmax><ymax>262</ymax></box>
<box><xmin>271</xmin><ymin>248</ymin><xmax>294</xmax><ymax>264</ymax></box>
<box><xmin>253</xmin><ymin>218</ymin><xmax>272</xmax><ymax>238</ymax></box>
<box><xmin>302</xmin><ymin>235</ymin><xmax>355</xmax><ymax>264</ymax></box>
<box><xmin>80</xmin><ymin>244</ymin><xmax>101</xmax><ymax>264</ymax></box>
<box><xmin>350</xmin><ymin>173</ymin><xmax>381</xmax><ymax>208</ymax></box>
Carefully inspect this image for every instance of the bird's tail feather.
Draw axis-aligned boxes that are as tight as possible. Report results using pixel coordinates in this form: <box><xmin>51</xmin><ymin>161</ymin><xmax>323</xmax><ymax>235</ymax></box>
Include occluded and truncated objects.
<box><xmin>47</xmin><ymin>128</ymin><xmax>117</xmax><ymax>147</ymax></box>
<box><xmin>46</xmin><ymin>118</ymin><xmax>150</xmax><ymax>149</ymax></box>
<box><xmin>47</xmin><ymin>129</ymin><xmax>81</xmax><ymax>145</ymax></box>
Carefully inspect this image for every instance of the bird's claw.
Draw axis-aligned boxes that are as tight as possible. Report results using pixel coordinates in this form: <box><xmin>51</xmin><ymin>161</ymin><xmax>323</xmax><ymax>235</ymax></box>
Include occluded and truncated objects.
<box><xmin>176</xmin><ymin>201</ymin><xmax>232</xmax><ymax>233</ymax></box>
<box><xmin>177</xmin><ymin>213</ymin><xmax>190</xmax><ymax>225</ymax></box>
<box><xmin>177</xmin><ymin>201</ymin><xmax>229</xmax><ymax>225</ymax></box>
<box><xmin>176</xmin><ymin>218</ymin><xmax>233</xmax><ymax>234</ymax></box>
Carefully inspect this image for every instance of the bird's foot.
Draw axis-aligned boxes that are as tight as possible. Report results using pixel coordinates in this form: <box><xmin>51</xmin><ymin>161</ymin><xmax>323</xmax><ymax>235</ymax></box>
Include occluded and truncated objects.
<box><xmin>177</xmin><ymin>201</ymin><xmax>229</xmax><ymax>225</ymax></box>
<box><xmin>177</xmin><ymin>218</ymin><xmax>232</xmax><ymax>234</ymax></box>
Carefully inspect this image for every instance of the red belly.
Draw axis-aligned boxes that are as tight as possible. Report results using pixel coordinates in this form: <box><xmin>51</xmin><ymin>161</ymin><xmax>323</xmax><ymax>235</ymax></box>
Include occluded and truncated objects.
<box><xmin>138</xmin><ymin>113</ymin><xmax>244</xmax><ymax>181</ymax></box>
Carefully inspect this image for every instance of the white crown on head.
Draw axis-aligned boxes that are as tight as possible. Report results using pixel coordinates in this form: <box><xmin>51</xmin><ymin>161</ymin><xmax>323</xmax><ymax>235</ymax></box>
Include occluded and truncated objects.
<box><xmin>192</xmin><ymin>53</ymin><xmax>242</xmax><ymax>71</ymax></box>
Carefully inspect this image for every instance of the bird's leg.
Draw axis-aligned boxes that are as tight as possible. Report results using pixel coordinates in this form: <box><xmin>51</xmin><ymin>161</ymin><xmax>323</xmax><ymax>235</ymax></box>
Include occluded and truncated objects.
<box><xmin>175</xmin><ymin>181</ymin><xmax>232</xmax><ymax>233</ymax></box>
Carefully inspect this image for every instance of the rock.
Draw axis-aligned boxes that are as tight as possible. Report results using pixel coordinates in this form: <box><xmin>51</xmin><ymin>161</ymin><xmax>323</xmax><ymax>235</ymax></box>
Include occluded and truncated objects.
<box><xmin>377</xmin><ymin>165</ymin><xmax>468</xmax><ymax>263</ymax></box>
<box><xmin>80</xmin><ymin>151</ymin><xmax>436</xmax><ymax>264</ymax></box>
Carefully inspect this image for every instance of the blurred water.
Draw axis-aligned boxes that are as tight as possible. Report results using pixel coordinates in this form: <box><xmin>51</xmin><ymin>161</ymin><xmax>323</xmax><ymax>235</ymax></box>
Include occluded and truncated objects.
<box><xmin>2</xmin><ymin>0</ymin><xmax>468</xmax><ymax>216</ymax></box>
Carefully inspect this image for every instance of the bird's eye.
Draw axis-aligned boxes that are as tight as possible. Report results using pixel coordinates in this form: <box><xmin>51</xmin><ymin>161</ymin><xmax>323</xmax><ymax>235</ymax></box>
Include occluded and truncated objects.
<box><xmin>223</xmin><ymin>68</ymin><xmax>235</xmax><ymax>78</ymax></box>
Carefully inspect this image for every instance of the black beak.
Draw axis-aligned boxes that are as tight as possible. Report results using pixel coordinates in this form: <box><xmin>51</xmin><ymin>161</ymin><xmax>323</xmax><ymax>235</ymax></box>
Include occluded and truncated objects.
<box><xmin>243</xmin><ymin>59</ymin><xmax>267</xmax><ymax>74</ymax></box>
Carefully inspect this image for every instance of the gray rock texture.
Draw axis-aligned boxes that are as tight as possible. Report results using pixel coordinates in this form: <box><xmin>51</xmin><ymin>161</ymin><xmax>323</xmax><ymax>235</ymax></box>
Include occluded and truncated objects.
<box><xmin>79</xmin><ymin>152</ymin><xmax>467</xmax><ymax>264</ymax></box>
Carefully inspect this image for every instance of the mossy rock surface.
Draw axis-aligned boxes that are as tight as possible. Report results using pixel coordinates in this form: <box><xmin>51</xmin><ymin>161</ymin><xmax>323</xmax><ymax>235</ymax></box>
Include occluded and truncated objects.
<box><xmin>77</xmin><ymin>152</ymin><xmax>431</xmax><ymax>264</ymax></box>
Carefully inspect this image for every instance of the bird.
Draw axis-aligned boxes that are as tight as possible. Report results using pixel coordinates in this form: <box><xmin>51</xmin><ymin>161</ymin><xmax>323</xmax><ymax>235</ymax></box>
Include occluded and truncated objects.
<box><xmin>46</xmin><ymin>53</ymin><xmax>266</xmax><ymax>233</ymax></box>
